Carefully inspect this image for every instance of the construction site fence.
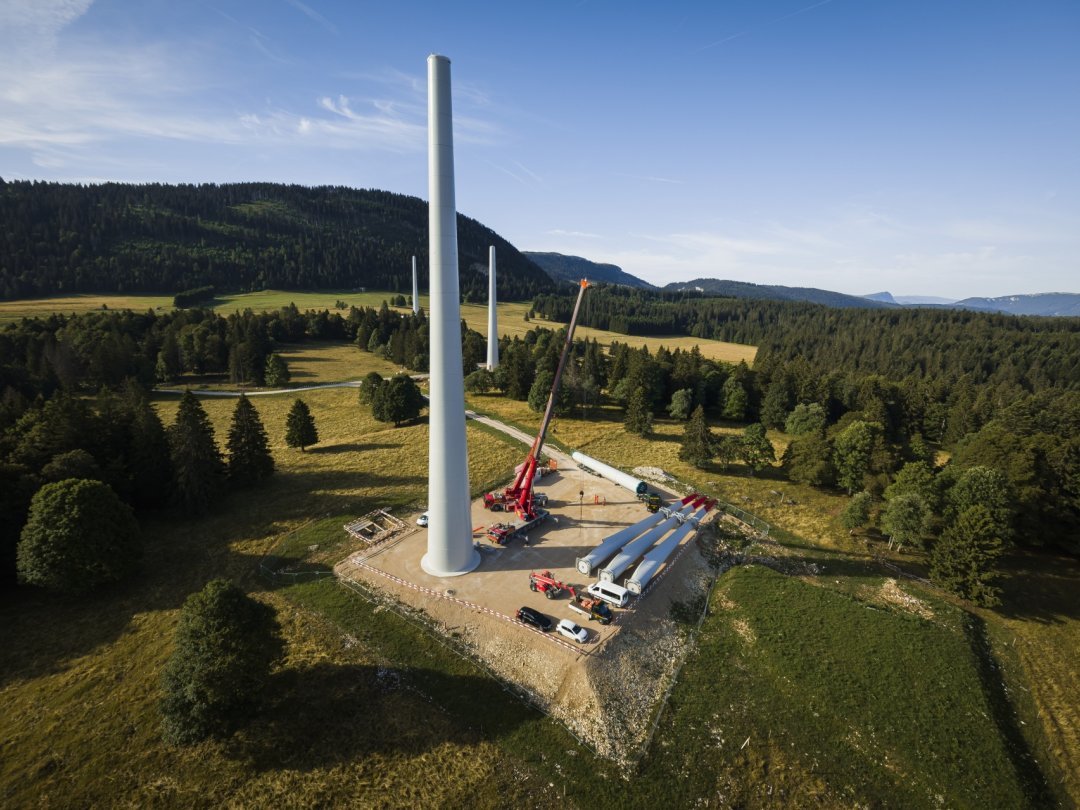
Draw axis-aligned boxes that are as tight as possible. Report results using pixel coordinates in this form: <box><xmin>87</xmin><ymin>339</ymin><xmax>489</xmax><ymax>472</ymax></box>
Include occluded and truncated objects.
<box><xmin>713</xmin><ymin>500</ymin><xmax>772</xmax><ymax>538</ymax></box>
<box><xmin>258</xmin><ymin>517</ymin><xmax>337</xmax><ymax>585</ymax></box>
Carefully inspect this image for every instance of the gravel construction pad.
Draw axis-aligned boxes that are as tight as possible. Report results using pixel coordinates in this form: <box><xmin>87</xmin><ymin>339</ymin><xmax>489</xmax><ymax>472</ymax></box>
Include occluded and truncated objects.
<box><xmin>334</xmin><ymin>460</ymin><xmax>717</xmax><ymax>762</ymax></box>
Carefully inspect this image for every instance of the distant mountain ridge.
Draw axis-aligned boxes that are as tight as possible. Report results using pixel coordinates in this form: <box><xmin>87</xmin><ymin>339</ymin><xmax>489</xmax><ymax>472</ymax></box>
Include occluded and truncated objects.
<box><xmin>523</xmin><ymin>252</ymin><xmax>655</xmax><ymax>289</ymax></box>
<box><xmin>950</xmin><ymin>293</ymin><xmax>1080</xmax><ymax>317</ymax></box>
<box><xmin>865</xmin><ymin>290</ymin><xmax>1080</xmax><ymax>316</ymax></box>
<box><xmin>864</xmin><ymin>292</ymin><xmax>958</xmax><ymax>306</ymax></box>
<box><xmin>663</xmin><ymin>278</ymin><xmax>895</xmax><ymax>309</ymax></box>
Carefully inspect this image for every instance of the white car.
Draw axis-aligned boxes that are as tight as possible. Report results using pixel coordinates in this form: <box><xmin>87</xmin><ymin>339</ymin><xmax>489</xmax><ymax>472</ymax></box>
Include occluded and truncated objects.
<box><xmin>417</xmin><ymin>513</ymin><xmax>429</xmax><ymax>527</ymax></box>
<box><xmin>556</xmin><ymin>618</ymin><xmax>588</xmax><ymax>643</ymax></box>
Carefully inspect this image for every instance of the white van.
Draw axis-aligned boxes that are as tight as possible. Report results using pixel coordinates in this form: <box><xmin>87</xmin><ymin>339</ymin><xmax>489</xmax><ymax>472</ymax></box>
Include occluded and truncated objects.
<box><xmin>587</xmin><ymin>581</ymin><xmax>630</xmax><ymax>608</ymax></box>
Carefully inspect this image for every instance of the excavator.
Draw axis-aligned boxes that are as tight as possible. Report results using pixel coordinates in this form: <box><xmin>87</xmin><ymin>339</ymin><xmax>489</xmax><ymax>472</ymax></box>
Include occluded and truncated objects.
<box><xmin>481</xmin><ymin>279</ymin><xmax>589</xmax><ymax>540</ymax></box>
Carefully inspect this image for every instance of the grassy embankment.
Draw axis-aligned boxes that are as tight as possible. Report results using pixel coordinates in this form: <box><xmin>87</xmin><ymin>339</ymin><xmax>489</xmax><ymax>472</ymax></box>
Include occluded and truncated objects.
<box><xmin>1</xmin><ymin>340</ymin><xmax>1075</xmax><ymax>806</ymax></box>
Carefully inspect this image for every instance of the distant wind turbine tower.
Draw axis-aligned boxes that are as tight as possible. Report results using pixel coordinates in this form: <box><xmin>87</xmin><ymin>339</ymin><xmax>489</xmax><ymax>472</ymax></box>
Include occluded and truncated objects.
<box><xmin>411</xmin><ymin>255</ymin><xmax>419</xmax><ymax>314</ymax></box>
<box><xmin>421</xmin><ymin>54</ymin><xmax>480</xmax><ymax>577</ymax></box>
<box><xmin>487</xmin><ymin>245</ymin><xmax>499</xmax><ymax>369</ymax></box>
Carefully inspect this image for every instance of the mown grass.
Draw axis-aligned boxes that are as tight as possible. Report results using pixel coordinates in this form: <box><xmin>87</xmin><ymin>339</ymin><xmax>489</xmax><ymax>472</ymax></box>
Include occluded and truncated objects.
<box><xmin>635</xmin><ymin>565</ymin><xmax>1038</xmax><ymax>808</ymax></box>
<box><xmin>458</xmin><ymin>300</ymin><xmax>757</xmax><ymax>364</ymax></box>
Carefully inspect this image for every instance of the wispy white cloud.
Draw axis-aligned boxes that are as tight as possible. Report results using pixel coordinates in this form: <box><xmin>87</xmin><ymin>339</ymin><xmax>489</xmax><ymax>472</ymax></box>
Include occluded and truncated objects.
<box><xmin>283</xmin><ymin>0</ymin><xmax>336</xmax><ymax>34</ymax></box>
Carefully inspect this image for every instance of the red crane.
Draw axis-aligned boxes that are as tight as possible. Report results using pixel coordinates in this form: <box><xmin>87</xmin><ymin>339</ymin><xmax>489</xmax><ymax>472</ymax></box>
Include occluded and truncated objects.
<box><xmin>488</xmin><ymin>279</ymin><xmax>590</xmax><ymax>522</ymax></box>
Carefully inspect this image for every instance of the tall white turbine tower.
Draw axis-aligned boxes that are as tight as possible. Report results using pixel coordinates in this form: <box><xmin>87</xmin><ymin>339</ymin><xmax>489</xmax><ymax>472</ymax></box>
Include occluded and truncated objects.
<box><xmin>486</xmin><ymin>245</ymin><xmax>499</xmax><ymax>370</ymax></box>
<box><xmin>421</xmin><ymin>54</ymin><xmax>480</xmax><ymax>577</ymax></box>
<box><xmin>411</xmin><ymin>255</ymin><xmax>419</xmax><ymax>314</ymax></box>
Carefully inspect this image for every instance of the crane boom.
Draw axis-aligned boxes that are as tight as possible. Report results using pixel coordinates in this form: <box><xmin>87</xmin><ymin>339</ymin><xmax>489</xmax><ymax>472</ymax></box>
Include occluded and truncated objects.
<box><xmin>506</xmin><ymin>279</ymin><xmax>589</xmax><ymax>519</ymax></box>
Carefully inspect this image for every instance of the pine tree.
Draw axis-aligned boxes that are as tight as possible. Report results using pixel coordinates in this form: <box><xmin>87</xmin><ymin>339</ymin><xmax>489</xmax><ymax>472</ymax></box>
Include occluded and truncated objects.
<box><xmin>168</xmin><ymin>391</ymin><xmax>225</xmax><ymax>514</ymax></box>
<box><xmin>160</xmin><ymin>579</ymin><xmax>283</xmax><ymax>745</ymax></box>
<box><xmin>227</xmin><ymin>395</ymin><xmax>274</xmax><ymax>487</ymax></box>
<box><xmin>285</xmin><ymin>398</ymin><xmax>319</xmax><ymax>451</ymax></box>
<box><xmin>930</xmin><ymin>505</ymin><xmax>1005</xmax><ymax>606</ymax></box>
<box><xmin>624</xmin><ymin>387</ymin><xmax>652</xmax><ymax>436</ymax></box>
<box><xmin>679</xmin><ymin>405</ymin><xmax>717</xmax><ymax>469</ymax></box>
<box><xmin>264</xmin><ymin>353</ymin><xmax>290</xmax><ymax>387</ymax></box>
<box><xmin>125</xmin><ymin>390</ymin><xmax>173</xmax><ymax>510</ymax></box>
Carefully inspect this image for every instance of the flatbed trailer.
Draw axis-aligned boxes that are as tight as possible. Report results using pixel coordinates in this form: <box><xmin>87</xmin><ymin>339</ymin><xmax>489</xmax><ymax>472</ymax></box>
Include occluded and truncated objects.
<box><xmin>486</xmin><ymin>508</ymin><xmax>550</xmax><ymax>544</ymax></box>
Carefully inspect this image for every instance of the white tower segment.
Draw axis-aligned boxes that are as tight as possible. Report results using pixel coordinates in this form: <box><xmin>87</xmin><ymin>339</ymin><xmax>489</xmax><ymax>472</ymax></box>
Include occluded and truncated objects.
<box><xmin>411</xmin><ymin>255</ymin><xmax>419</xmax><ymax>314</ymax></box>
<box><xmin>486</xmin><ymin>245</ymin><xmax>499</xmax><ymax>369</ymax></box>
<box><xmin>421</xmin><ymin>54</ymin><xmax>480</xmax><ymax>577</ymax></box>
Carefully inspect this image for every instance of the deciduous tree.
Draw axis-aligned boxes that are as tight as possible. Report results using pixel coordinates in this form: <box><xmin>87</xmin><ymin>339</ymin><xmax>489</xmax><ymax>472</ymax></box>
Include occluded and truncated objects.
<box><xmin>17</xmin><ymin>478</ymin><xmax>141</xmax><ymax>593</ymax></box>
<box><xmin>372</xmin><ymin>374</ymin><xmax>425</xmax><ymax>427</ymax></box>
<box><xmin>738</xmin><ymin>423</ymin><xmax>776</xmax><ymax>475</ymax></box>
<box><xmin>160</xmin><ymin>579</ymin><xmax>283</xmax><ymax>745</ymax></box>
<box><xmin>833</xmin><ymin>420</ymin><xmax>879</xmax><ymax>494</ymax></box>
<box><xmin>881</xmin><ymin>492</ymin><xmax>929</xmax><ymax>553</ymax></box>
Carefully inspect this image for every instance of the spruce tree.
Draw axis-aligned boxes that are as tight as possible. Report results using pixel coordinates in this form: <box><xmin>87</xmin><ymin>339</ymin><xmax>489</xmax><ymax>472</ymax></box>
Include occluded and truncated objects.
<box><xmin>930</xmin><ymin>505</ymin><xmax>1005</xmax><ymax>606</ymax></box>
<box><xmin>168</xmin><ymin>391</ymin><xmax>225</xmax><ymax>514</ymax></box>
<box><xmin>227</xmin><ymin>395</ymin><xmax>274</xmax><ymax>486</ymax></box>
<box><xmin>624</xmin><ymin>387</ymin><xmax>652</xmax><ymax>436</ymax></box>
<box><xmin>160</xmin><ymin>579</ymin><xmax>283</xmax><ymax>745</ymax></box>
<box><xmin>264</xmin><ymin>353</ymin><xmax>290</xmax><ymax>387</ymax></box>
<box><xmin>679</xmin><ymin>405</ymin><xmax>717</xmax><ymax>469</ymax></box>
<box><xmin>285</xmin><ymin>398</ymin><xmax>319</xmax><ymax>451</ymax></box>
<box><xmin>125</xmin><ymin>390</ymin><xmax>174</xmax><ymax>510</ymax></box>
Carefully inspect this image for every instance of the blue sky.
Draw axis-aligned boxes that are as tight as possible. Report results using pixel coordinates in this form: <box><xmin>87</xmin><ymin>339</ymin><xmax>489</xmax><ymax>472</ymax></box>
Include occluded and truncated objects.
<box><xmin>1</xmin><ymin>0</ymin><xmax>1077</xmax><ymax>298</ymax></box>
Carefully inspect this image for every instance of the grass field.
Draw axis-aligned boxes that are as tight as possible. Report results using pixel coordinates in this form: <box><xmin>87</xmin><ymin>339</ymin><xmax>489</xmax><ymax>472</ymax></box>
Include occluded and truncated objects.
<box><xmin>1</xmin><ymin>357</ymin><xmax>1076</xmax><ymax>806</ymax></box>
<box><xmin>0</xmin><ymin>289</ymin><xmax>758</xmax><ymax>365</ymax></box>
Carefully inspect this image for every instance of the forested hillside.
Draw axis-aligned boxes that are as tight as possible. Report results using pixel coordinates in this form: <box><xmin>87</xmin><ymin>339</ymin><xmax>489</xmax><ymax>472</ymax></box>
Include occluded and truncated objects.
<box><xmin>534</xmin><ymin>286</ymin><xmax>1080</xmax><ymax>393</ymax></box>
<box><xmin>523</xmin><ymin>251</ymin><xmax>655</xmax><ymax>289</ymax></box>
<box><xmin>0</xmin><ymin>180</ymin><xmax>555</xmax><ymax>301</ymax></box>
<box><xmin>663</xmin><ymin>277</ymin><xmax>895</xmax><ymax>309</ymax></box>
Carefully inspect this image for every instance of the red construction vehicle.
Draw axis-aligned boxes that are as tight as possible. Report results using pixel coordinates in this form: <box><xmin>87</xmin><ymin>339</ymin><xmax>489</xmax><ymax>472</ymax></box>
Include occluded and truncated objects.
<box><xmin>529</xmin><ymin>570</ymin><xmax>569</xmax><ymax>599</ymax></box>
<box><xmin>480</xmin><ymin>279</ymin><xmax>589</xmax><ymax>536</ymax></box>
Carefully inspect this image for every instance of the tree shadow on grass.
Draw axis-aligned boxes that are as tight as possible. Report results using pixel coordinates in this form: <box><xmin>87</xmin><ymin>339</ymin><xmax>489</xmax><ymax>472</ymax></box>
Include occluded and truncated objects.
<box><xmin>234</xmin><ymin>663</ymin><xmax>531</xmax><ymax>771</ymax></box>
<box><xmin>307</xmin><ymin>441</ymin><xmax>402</xmax><ymax>454</ymax></box>
<box><xmin>992</xmin><ymin>550</ymin><xmax>1080</xmax><ymax>624</ymax></box>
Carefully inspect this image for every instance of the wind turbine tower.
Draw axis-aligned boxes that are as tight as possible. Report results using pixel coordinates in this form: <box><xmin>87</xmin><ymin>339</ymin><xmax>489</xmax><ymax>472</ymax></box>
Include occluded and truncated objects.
<box><xmin>421</xmin><ymin>54</ymin><xmax>480</xmax><ymax>577</ymax></box>
<box><xmin>411</xmin><ymin>255</ymin><xmax>419</xmax><ymax>314</ymax></box>
<box><xmin>487</xmin><ymin>245</ymin><xmax>499</xmax><ymax>369</ymax></box>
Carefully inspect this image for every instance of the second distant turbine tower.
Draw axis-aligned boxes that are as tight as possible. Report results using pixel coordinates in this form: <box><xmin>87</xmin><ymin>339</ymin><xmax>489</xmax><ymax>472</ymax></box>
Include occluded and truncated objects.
<box><xmin>411</xmin><ymin>255</ymin><xmax>419</xmax><ymax>314</ymax></box>
<box><xmin>487</xmin><ymin>245</ymin><xmax>498</xmax><ymax>370</ymax></box>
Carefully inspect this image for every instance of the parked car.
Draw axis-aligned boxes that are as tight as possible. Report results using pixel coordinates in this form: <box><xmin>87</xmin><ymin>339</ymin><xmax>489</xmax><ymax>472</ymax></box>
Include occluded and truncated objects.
<box><xmin>556</xmin><ymin>618</ymin><xmax>588</xmax><ymax>643</ymax></box>
<box><xmin>417</xmin><ymin>512</ymin><xmax>429</xmax><ymax>527</ymax></box>
<box><xmin>516</xmin><ymin>606</ymin><xmax>552</xmax><ymax>632</ymax></box>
